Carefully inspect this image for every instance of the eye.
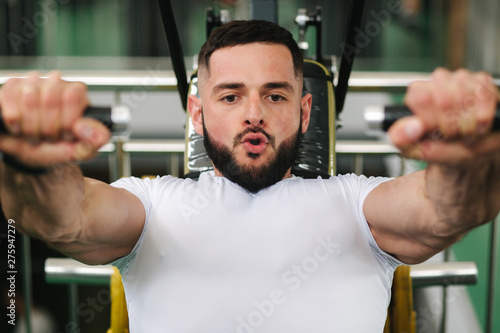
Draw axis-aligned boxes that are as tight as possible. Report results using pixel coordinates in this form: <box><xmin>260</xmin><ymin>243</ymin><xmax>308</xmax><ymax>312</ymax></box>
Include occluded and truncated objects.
<box><xmin>222</xmin><ymin>95</ymin><xmax>237</xmax><ymax>103</ymax></box>
<box><xmin>269</xmin><ymin>94</ymin><xmax>285</xmax><ymax>102</ymax></box>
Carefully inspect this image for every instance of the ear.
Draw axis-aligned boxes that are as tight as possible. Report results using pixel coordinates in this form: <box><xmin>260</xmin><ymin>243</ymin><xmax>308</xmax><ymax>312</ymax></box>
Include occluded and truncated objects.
<box><xmin>188</xmin><ymin>94</ymin><xmax>204</xmax><ymax>135</ymax></box>
<box><xmin>300</xmin><ymin>93</ymin><xmax>312</xmax><ymax>133</ymax></box>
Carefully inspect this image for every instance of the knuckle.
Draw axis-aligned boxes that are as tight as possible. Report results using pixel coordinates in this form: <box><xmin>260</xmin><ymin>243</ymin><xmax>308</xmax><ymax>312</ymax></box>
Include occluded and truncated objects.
<box><xmin>407</xmin><ymin>83</ymin><xmax>433</xmax><ymax>108</ymax></box>
<box><xmin>0</xmin><ymin>79</ymin><xmax>19</xmax><ymax>102</ymax></box>
<box><xmin>41</xmin><ymin>89</ymin><xmax>60</xmax><ymax>111</ymax></box>
<box><xmin>4</xmin><ymin>77</ymin><xmax>20</xmax><ymax>88</ymax></box>
<box><xmin>436</xmin><ymin>94</ymin><xmax>454</xmax><ymax>111</ymax></box>
<box><xmin>432</xmin><ymin>68</ymin><xmax>450</xmax><ymax>80</ymax></box>
<box><xmin>407</xmin><ymin>80</ymin><xmax>423</xmax><ymax>92</ymax></box>
<box><xmin>48</xmin><ymin>71</ymin><xmax>62</xmax><ymax>80</ymax></box>
<box><xmin>62</xmin><ymin>82</ymin><xmax>88</xmax><ymax>107</ymax></box>
<box><xmin>454</xmin><ymin>68</ymin><xmax>471</xmax><ymax>79</ymax></box>
<box><xmin>475</xmin><ymin>71</ymin><xmax>493</xmax><ymax>82</ymax></box>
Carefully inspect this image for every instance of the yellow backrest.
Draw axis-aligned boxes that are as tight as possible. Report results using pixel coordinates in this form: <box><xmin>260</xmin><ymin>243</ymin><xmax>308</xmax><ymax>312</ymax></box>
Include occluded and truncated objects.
<box><xmin>384</xmin><ymin>265</ymin><xmax>417</xmax><ymax>333</ymax></box>
<box><xmin>106</xmin><ymin>258</ymin><xmax>129</xmax><ymax>332</ymax></box>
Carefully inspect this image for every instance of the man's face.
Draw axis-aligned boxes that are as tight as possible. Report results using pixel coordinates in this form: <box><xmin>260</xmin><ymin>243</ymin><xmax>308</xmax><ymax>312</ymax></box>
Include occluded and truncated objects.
<box><xmin>202</xmin><ymin>109</ymin><xmax>302</xmax><ymax>193</ymax></box>
<box><xmin>189</xmin><ymin>43</ymin><xmax>312</xmax><ymax>192</ymax></box>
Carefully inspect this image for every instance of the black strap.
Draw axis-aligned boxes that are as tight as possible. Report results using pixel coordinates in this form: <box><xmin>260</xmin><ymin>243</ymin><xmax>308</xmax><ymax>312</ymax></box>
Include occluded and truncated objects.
<box><xmin>157</xmin><ymin>0</ymin><xmax>189</xmax><ymax>111</ymax></box>
<box><xmin>335</xmin><ymin>0</ymin><xmax>366</xmax><ymax>114</ymax></box>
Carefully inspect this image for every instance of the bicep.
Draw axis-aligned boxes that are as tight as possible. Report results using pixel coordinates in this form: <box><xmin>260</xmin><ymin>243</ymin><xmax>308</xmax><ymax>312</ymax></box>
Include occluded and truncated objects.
<box><xmin>363</xmin><ymin>171</ymin><xmax>452</xmax><ymax>264</ymax></box>
<box><xmin>50</xmin><ymin>177</ymin><xmax>146</xmax><ymax>265</ymax></box>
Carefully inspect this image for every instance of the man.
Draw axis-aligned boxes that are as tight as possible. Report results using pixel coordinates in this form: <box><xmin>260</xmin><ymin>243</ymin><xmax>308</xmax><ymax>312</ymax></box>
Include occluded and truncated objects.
<box><xmin>0</xmin><ymin>20</ymin><xmax>499</xmax><ymax>332</ymax></box>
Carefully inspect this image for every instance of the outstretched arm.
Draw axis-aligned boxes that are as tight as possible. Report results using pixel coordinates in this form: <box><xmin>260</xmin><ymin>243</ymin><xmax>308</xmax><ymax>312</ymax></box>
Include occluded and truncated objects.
<box><xmin>0</xmin><ymin>72</ymin><xmax>145</xmax><ymax>265</ymax></box>
<box><xmin>364</xmin><ymin>68</ymin><xmax>500</xmax><ymax>264</ymax></box>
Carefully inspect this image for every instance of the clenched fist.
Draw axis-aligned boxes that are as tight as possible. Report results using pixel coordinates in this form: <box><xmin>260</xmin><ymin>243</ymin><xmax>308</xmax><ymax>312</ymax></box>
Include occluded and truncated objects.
<box><xmin>0</xmin><ymin>71</ymin><xmax>110</xmax><ymax>168</ymax></box>
<box><xmin>389</xmin><ymin>68</ymin><xmax>500</xmax><ymax>164</ymax></box>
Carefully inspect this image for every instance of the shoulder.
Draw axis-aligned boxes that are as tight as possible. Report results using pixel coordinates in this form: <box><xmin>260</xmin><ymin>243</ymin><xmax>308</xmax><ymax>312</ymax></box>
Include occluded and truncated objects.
<box><xmin>290</xmin><ymin>173</ymin><xmax>391</xmax><ymax>194</ymax></box>
<box><xmin>110</xmin><ymin>175</ymin><xmax>197</xmax><ymax>192</ymax></box>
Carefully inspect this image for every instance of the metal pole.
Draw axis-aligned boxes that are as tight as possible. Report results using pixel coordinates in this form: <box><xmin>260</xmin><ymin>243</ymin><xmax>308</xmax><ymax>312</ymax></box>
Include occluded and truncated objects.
<box><xmin>354</xmin><ymin>154</ymin><xmax>363</xmax><ymax>175</ymax></box>
<box><xmin>440</xmin><ymin>248</ymin><xmax>451</xmax><ymax>333</ymax></box>
<box><xmin>21</xmin><ymin>234</ymin><xmax>32</xmax><ymax>333</ymax></box>
<box><xmin>114</xmin><ymin>139</ymin><xmax>131</xmax><ymax>179</ymax></box>
<box><xmin>68</xmin><ymin>283</ymin><xmax>79</xmax><ymax>329</ymax></box>
<box><xmin>112</xmin><ymin>91</ymin><xmax>130</xmax><ymax>180</ymax></box>
<box><xmin>486</xmin><ymin>217</ymin><xmax>498</xmax><ymax>333</ymax></box>
<box><xmin>170</xmin><ymin>153</ymin><xmax>180</xmax><ymax>177</ymax></box>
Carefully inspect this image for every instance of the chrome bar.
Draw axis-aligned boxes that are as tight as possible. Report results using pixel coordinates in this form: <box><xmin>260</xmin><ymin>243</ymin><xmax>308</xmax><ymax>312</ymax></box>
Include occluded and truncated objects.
<box><xmin>410</xmin><ymin>261</ymin><xmax>478</xmax><ymax>287</ymax></box>
<box><xmin>123</xmin><ymin>140</ymin><xmax>186</xmax><ymax>153</ymax></box>
<box><xmin>44</xmin><ymin>258</ymin><xmax>114</xmax><ymax>285</ymax></box>
<box><xmin>1</xmin><ymin>71</ymin><xmax>498</xmax><ymax>91</ymax></box>
<box><xmin>0</xmin><ymin>70</ymin><xmax>177</xmax><ymax>90</ymax></box>
<box><xmin>96</xmin><ymin>140</ymin><xmax>397</xmax><ymax>155</ymax></box>
<box><xmin>45</xmin><ymin>257</ymin><xmax>477</xmax><ymax>287</ymax></box>
<box><xmin>336</xmin><ymin>141</ymin><xmax>399</xmax><ymax>154</ymax></box>
<box><xmin>344</xmin><ymin>72</ymin><xmax>432</xmax><ymax>92</ymax></box>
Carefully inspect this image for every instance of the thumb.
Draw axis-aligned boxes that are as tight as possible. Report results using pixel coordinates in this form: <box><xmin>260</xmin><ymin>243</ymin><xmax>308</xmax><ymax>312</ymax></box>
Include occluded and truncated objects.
<box><xmin>73</xmin><ymin>118</ymin><xmax>111</xmax><ymax>147</ymax></box>
<box><xmin>388</xmin><ymin>116</ymin><xmax>425</xmax><ymax>150</ymax></box>
<box><xmin>71</xmin><ymin>118</ymin><xmax>111</xmax><ymax>161</ymax></box>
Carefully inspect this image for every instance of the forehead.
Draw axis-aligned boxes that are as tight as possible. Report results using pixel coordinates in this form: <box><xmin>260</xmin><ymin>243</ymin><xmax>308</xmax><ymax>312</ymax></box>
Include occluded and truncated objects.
<box><xmin>200</xmin><ymin>43</ymin><xmax>299</xmax><ymax>92</ymax></box>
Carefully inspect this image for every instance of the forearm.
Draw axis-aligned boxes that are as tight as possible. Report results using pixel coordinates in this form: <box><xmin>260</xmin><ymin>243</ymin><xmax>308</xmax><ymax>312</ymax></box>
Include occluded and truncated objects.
<box><xmin>425</xmin><ymin>152</ymin><xmax>500</xmax><ymax>237</ymax></box>
<box><xmin>0</xmin><ymin>160</ymin><xmax>85</xmax><ymax>243</ymax></box>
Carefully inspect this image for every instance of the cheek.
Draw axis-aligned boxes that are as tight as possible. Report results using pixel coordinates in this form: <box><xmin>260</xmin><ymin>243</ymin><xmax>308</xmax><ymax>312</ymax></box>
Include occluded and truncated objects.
<box><xmin>205</xmin><ymin>120</ymin><xmax>233</xmax><ymax>144</ymax></box>
<box><xmin>273</xmin><ymin>114</ymin><xmax>300</xmax><ymax>137</ymax></box>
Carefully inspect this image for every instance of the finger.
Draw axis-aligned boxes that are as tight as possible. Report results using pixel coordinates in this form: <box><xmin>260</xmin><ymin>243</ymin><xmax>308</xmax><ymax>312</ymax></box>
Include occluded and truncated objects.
<box><xmin>39</xmin><ymin>72</ymin><xmax>63</xmax><ymax>141</ymax></box>
<box><xmin>0</xmin><ymin>135</ymin><xmax>76</xmax><ymax>167</ymax></box>
<box><xmin>0</xmin><ymin>77</ymin><xmax>22</xmax><ymax>135</ymax></box>
<box><xmin>453</xmin><ymin>69</ymin><xmax>478</xmax><ymax>138</ymax></box>
<box><xmin>19</xmin><ymin>72</ymin><xmax>42</xmax><ymax>141</ymax></box>
<box><xmin>60</xmin><ymin>81</ymin><xmax>89</xmax><ymax>140</ymax></box>
<box><xmin>399</xmin><ymin>133</ymin><xmax>500</xmax><ymax>164</ymax></box>
<box><xmin>474</xmin><ymin>72</ymin><xmax>498</xmax><ymax>136</ymax></box>
<box><xmin>0</xmin><ymin>123</ymin><xmax>108</xmax><ymax>167</ymax></box>
<box><xmin>431</xmin><ymin>68</ymin><xmax>460</xmax><ymax>138</ymax></box>
<box><xmin>404</xmin><ymin>80</ymin><xmax>439</xmax><ymax>133</ymax></box>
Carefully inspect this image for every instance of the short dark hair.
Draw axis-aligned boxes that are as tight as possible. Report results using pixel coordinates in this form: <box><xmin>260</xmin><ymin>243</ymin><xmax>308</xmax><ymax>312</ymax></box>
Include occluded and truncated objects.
<box><xmin>198</xmin><ymin>20</ymin><xmax>303</xmax><ymax>79</ymax></box>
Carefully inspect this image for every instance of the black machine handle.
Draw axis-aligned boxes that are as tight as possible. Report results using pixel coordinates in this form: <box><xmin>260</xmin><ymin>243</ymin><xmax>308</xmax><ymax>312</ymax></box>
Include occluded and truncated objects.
<box><xmin>365</xmin><ymin>102</ymin><xmax>500</xmax><ymax>133</ymax></box>
<box><xmin>0</xmin><ymin>105</ymin><xmax>130</xmax><ymax>135</ymax></box>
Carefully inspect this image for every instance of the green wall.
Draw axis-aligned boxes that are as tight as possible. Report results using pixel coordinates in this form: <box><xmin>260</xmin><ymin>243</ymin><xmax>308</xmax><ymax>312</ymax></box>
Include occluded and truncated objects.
<box><xmin>453</xmin><ymin>218</ymin><xmax>500</xmax><ymax>331</ymax></box>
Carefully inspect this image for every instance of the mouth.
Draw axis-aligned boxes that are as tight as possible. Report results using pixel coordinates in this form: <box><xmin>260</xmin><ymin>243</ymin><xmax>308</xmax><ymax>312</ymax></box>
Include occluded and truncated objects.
<box><xmin>241</xmin><ymin>133</ymin><xmax>268</xmax><ymax>155</ymax></box>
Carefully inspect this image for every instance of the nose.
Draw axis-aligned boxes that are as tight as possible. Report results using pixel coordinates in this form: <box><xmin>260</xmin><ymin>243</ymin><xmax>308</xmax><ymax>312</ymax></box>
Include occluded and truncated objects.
<box><xmin>244</xmin><ymin>94</ymin><xmax>265</xmax><ymax>127</ymax></box>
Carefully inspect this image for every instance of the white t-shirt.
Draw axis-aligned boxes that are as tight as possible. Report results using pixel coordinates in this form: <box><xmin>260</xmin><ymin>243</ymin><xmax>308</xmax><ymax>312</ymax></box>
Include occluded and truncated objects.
<box><xmin>111</xmin><ymin>172</ymin><xmax>401</xmax><ymax>333</ymax></box>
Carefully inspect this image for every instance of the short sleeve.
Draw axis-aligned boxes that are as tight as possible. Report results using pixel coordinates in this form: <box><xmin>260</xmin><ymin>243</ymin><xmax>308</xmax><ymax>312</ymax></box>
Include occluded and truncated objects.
<box><xmin>109</xmin><ymin>176</ymin><xmax>156</xmax><ymax>276</ymax></box>
<box><xmin>337</xmin><ymin>174</ymin><xmax>404</xmax><ymax>271</ymax></box>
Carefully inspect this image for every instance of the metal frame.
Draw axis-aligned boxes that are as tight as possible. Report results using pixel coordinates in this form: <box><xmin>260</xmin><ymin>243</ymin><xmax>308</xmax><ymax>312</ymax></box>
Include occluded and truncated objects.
<box><xmin>1</xmin><ymin>71</ymin><xmax>498</xmax><ymax>91</ymax></box>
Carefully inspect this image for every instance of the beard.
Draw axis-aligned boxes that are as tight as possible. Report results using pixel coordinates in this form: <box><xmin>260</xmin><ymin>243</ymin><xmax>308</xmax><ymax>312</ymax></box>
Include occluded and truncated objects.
<box><xmin>202</xmin><ymin>112</ymin><xmax>302</xmax><ymax>194</ymax></box>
